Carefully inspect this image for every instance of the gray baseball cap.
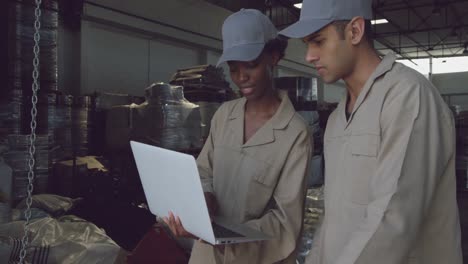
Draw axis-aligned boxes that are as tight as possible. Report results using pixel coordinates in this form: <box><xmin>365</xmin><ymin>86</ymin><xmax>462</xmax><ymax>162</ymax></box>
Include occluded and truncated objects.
<box><xmin>279</xmin><ymin>0</ymin><xmax>373</xmax><ymax>39</ymax></box>
<box><xmin>216</xmin><ymin>9</ymin><xmax>277</xmax><ymax>67</ymax></box>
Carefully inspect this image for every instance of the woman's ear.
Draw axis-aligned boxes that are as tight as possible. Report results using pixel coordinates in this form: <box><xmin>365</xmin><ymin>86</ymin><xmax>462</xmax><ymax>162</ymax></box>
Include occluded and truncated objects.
<box><xmin>270</xmin><ymin>51</ymin><xmax>281</xmax><ymax>66</ymax></box>
<box><xmin>348</xmin><ymin>16</ymin><xmax>366</xmax><ymax>45</ymax></box>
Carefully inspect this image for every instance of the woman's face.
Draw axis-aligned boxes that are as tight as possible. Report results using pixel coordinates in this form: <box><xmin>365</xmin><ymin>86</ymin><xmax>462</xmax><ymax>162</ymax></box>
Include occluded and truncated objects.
<box><xmin>228</xmin><ymin>52</ymin><xmax>279</xmax><ymax>101</ymax></box>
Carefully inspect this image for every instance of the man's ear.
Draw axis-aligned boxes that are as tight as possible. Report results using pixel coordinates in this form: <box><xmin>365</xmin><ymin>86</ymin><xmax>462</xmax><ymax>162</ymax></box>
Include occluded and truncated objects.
<box><xmin>347</xmin><ymin>16</ymin><xmax>366</xmax><ymax>45</ymax></box>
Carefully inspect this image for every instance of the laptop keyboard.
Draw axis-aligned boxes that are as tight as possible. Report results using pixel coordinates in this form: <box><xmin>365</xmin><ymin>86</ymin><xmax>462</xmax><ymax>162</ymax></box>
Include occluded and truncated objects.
<box><xmin>212</xmin><ymin>223</ymin><xmax>245</xmax><ymax>238</ymax></box>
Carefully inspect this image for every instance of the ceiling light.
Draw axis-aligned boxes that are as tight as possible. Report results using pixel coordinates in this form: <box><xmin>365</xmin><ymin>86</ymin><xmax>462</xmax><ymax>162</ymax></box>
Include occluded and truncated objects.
<box><xmin>371</xmin><ymin>19</ymin><xmax>389</xmax><ymax>25</ymax></box>
<box><xmin>294</xmin><ymin>3</ymin><xmax>302</xmax><ymax>9</ymax></box>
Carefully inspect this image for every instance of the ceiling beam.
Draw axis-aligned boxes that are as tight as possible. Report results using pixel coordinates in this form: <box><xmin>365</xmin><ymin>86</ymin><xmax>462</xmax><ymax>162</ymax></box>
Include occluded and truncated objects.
<box><xmin>375</xmin><ymin>47</ymin><xmax>465</xmax><ymax>58</ymax></box>
<box><xmin>376</xmin><ymin>41</ymin><xmax>465</xmax><ymax>50</ymax></box>
<box><xmin>375</xmin><ymin>0</ymin><xmax>468</xmax><ymax>12</ymax></box>
<box><xmin>374</xmin><ymin>24</ymin><xmax>468</xmax><ymax>37</ymax></box>
<box><xmin>374</xmin><ymin>38</ymin><xmax>417</xmax><ymax>64</ymax></box>
<box><xmin>402</xmin><ymin>0</ymin><xmax>450</xmax><ymax>52</ymax></box>
<box><xmin>448</xmin><ymin>3</ymin><xmax>468</xmax><ymax>43</ymax></box>
<box><xmin>395</xmin><ymin>53</ymin><xmax>468</xmax><ymax>59</ymax></box>
<box><xmin>275</xmin><ymin>0</ymin><xmax>468</xmax><ymax>60</ymax></box>
<box><xmin>374</xmin><ymin>9</ymin><xmax>433</xmax><ymax>57</ymax></box>
<box><xmin>429</xmin><ymin>32</ymin><xmax>461</xmax><ymax>55</ymax></box>
<box><xmin>203</xmin><ymin>0</ymin><xmax>265</xmax><ymax>12</ymax></box>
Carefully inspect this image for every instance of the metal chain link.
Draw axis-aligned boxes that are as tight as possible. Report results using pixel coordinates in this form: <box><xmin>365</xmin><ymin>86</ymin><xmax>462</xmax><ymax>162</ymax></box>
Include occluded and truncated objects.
<box><xmin>19</xmin><ymin>0</ymin><xmax>42</xmax><ymax>263</ymax></box>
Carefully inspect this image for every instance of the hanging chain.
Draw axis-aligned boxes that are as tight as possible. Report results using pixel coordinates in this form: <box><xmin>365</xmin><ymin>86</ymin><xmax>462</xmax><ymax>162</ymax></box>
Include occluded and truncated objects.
<box><xmin>19</xmin><ymin>0</ymin><xmax>42</xmax><ymax>263</ymax></box>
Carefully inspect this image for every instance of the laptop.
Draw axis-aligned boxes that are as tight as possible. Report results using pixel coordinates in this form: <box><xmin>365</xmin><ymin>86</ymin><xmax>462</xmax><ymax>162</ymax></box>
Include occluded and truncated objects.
<box><xmin>130</xmin><ymin>141</ymin><xmax>270</xmax><ymax>245</ymax></box>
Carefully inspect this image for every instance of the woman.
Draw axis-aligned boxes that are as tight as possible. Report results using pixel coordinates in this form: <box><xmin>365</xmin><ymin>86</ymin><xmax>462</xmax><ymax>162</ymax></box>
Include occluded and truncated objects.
<box><xmin>165</xmin><ymin>9</ymin><xmax>312</xmax><ymax>264</ymax></box>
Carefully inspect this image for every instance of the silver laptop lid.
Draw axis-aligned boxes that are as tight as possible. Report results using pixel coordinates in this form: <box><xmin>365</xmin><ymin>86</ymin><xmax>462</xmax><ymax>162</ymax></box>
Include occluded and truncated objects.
<box><xmin>130</xmin><ymin>141</ymin><xmax>216</xmax><ymax>244</ymax></box>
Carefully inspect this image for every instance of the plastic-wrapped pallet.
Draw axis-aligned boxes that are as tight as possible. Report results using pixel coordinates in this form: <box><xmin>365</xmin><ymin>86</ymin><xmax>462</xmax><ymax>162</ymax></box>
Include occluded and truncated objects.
<box><xmin>140</xmin><ymin>83</ymin><xmax>202</xmax><ymax>151</ymax></box>
<box><xmin>169</xmin><ymin>65</ymin><xmax>236</xmax><ymax>102</ymax></box>
<box><xmin>42</xmin><ymin>94</ymin><xmax>96</xmax><ymax>161</ymax></box>
<box><xmin>9</xmin><ymin>0</ymin><xmax>58</xmax><ymax>94</ymax></box>
<box><xmin>8</xmin><ymin>0</ymin><xmax>58</xmax><ymax>138</ymax></box>
<box><xmin>96</xmin><ymin>93</ymin><xmax>132</xmax><ymax>110</ymax></box>
<box><xmin>105</xmin><ymin>83</ymin><xmax>203</xmax><ymax>152</ymax></box>
<box><xmin>0</xmin><ymin>216</ymin><xmax>121</xmax><ymax>263</ymax></box>
<box><xmin>0</xmin><ymin>90</ymin><xmax>22</xmax><ymax>139</ymax></box>
<box><xmin>194</xmin><ymin>101</ymin><xmax>221</xmax><ymax>143</ymax></box>
<box><xmin>3</xmin><ymin>134</ymin><xmax>50</xmax><ymax>204</ymax></box>
<box><xmin>0</xmin><ymin>156</ymin><xmax>13</xmax><ymax>223</ymax></box>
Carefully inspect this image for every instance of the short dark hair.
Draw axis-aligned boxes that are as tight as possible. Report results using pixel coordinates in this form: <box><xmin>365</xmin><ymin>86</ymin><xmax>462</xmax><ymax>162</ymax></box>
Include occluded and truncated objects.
<box><xmin>332</xmin><ymin>19</ymin><xmax>374</xmax><ymax>47</ymax></box>
<box><xmin>263</xmin><ymin>35</ymin><xmax>288</xmax><ymax>60</ymax></box>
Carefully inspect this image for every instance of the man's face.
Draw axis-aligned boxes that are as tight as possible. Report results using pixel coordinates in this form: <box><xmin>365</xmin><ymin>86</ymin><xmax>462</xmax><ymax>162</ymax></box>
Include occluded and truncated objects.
<box><xmin>303</xmin><ymin>23</ymin><xmax>355</xmax><ymax>84</ymax></box>
<box><xmin>228</xmin><ymin>52</ymin><xmax>276</xmax><ymax>101</ymax></box>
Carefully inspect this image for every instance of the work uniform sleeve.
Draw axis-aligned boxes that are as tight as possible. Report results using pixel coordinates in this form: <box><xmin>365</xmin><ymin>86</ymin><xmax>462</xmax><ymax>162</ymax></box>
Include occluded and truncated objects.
<box><xmin>196</xmin><ymin>106</ymin><xmax>222</xmax><ymax>194</ymax></box>
<box><xmin>335</xmin><ymin>81</ymin><xmax>455</xmax><ymax>264</ymax></box>
<box><xmin>224</xmin><ymin>129</ymin><xmax>312</xmax><ymax>264</ymax></box>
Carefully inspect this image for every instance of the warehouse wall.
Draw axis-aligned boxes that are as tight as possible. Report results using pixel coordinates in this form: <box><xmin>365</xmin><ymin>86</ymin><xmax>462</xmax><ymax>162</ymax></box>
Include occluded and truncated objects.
<box><xmin>58</xmin><ymin>22</ymin><xmax>81</xmax><ymax>96</ymax></box>
<box><xmin>432</xmin><ymin>72</ymin><xmax>468</xmax><ymax>106</ymax></box>
<box><xmin>67</xmin><ymin>0</ymin><xmax>318</xmax><ymax>96</ymax></box>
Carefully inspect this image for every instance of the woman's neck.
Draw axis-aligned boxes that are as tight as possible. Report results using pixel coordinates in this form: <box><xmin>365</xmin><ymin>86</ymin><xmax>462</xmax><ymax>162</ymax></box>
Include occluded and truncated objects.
<box><xmin>245</xmin><ymin>90</ymin><xmax>281</xmax><ymax>117</ymax></box>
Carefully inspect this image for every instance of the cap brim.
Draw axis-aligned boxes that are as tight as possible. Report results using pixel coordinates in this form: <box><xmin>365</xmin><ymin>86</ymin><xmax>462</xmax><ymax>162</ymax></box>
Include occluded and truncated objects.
<box><xmin>216</xmin><ymin>43</ymin><xmax>264</xmax><ymax>67</ymax></box>
<box><xmin>279</xmin><ymin>18</ymin><xmax>332</xmax><ymax>39</ymax></box>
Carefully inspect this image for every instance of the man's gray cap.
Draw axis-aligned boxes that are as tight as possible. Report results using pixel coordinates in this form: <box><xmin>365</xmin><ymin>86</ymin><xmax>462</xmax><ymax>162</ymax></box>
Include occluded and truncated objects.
<box><xmin>279</xmin><ymin>0</ymin><xmax>373</xmax><ymax>39</ymax></box>
<box><xmin>217</xmin><ymin>9</ymin><xmax>277</xmax><ymax>66</ymax></box>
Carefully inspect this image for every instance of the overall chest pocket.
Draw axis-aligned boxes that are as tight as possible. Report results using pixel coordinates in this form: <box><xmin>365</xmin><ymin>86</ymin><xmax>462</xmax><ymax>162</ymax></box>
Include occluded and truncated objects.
<box><xmin>243</xmin><ymin>156</ymin><xmax>278</xmax><ymax>218</ymax></box>
<box><xmin>344</xmin><ymin>133</ymin><xmax>380</xmax><ymax>205</ymax></box>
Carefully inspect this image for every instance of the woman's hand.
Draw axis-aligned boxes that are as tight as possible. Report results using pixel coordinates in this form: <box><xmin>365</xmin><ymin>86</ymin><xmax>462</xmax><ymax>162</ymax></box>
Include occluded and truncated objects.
<box><xmin>162</xmin><ymin>210</ymin><xmax>225</xmax><ymax>251</ymax></box>
<box><xmin>163</xmin><ymin>211</ymin><xmax>197</xmax><ymax>239</ymax></box>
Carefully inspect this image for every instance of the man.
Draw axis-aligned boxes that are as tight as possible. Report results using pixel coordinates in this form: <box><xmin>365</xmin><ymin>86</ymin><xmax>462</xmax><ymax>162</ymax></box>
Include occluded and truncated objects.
<box><xmin>280</xmin><ymin>0</ymin><xmax>463</xmax><ymax>263</ymax></box>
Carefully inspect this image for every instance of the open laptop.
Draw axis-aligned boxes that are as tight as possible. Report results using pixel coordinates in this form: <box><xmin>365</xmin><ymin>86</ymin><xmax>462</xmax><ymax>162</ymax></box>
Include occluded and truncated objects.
<box><xmin>130</xmin><ymin>141</ymin><xmax>270</xmax><ymax>245</ymax></box>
